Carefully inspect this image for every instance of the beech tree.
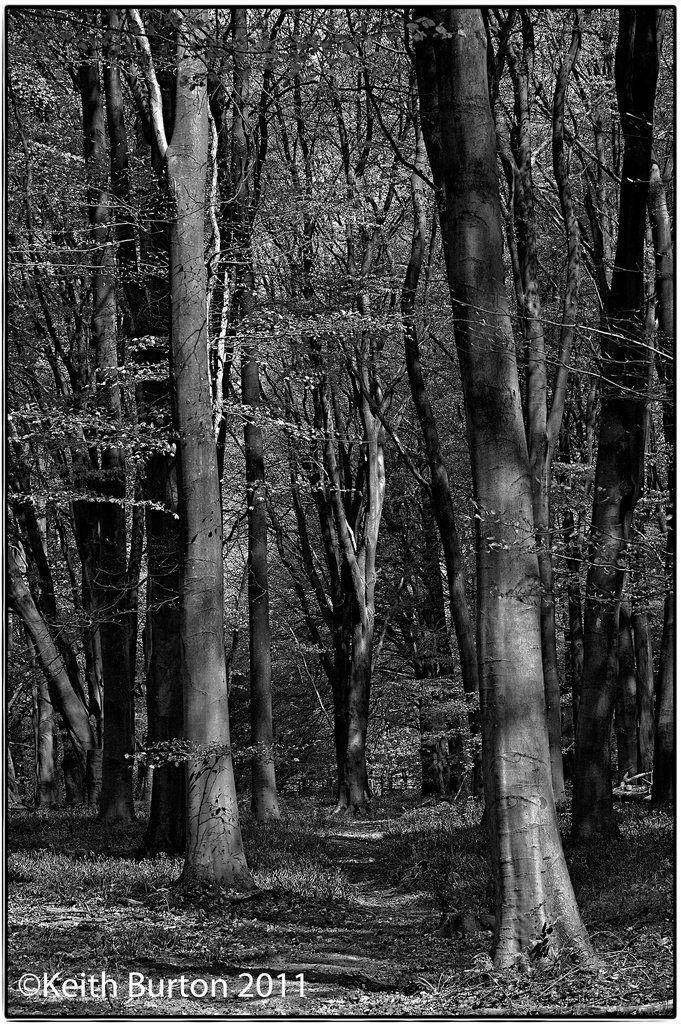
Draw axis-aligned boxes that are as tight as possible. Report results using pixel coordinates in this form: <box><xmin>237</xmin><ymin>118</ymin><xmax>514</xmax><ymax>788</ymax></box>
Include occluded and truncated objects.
<box><xmin>131</xmin><ymin>6</ymin><xmax>252</xmax><ymax>886</ymax></box>
<box><xmin>412</xmin><ymin>6</ymin><xmax>594</xmax><ymax>967</ymax></box>
<box><xmin>491</xmin><ymin>10</ymin><xmax>583</xmax><ymax>804</ymax></box>
<box><xmin>5</xmin><ymin>8</ymin><xmax>672</xmax><ymax>932</ymax></box>
<box><xmin>76</xmin><ymin>33</ymin><xmax>137</xmax><ymax>823</ymax></box>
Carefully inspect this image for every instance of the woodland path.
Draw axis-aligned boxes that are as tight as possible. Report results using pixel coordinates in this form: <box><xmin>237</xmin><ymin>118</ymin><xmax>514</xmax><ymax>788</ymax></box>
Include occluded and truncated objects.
<box><xmin>8</xmin><ymin>811</ymin><xmax>479</xmax><ymax>1016</ymax></box>
<box><xmin>7</xmin><ymin>802</ymin><xmax>674</xmax><ymax>1017</ymax></box>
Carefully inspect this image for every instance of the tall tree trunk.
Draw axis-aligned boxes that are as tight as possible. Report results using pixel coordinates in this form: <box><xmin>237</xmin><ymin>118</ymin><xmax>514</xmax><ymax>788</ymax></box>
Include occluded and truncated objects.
<box><xmin>143</xmin><ymin>8</ymin><xmax>252</xmax><ymax>886</ymax></box>
<box><xmin>495</xmin><ymin>13</ymin><xmax>566</xmax><ymax>804</ymax></box>
<box><xmin>228</xmin><ymin>8</ymin><xmax>280</xmax><ymax>821</ymax></box>
<box><xmin>402</xmin><ymin>125</ymin><xmax>479</xmax><ymax>701</ymax></box>
<box><xmin>573</xmin><ymin>10</ymin><xmax>662</xmax><ymax>837</ymax></box>
<box><xmin>79</xmin><ymin>49</ymin><xmax>136</xmax><ymax>822</ymax></box>
<box><xmin>413</xmin><ymin>7</ymin><xmax>593</xmax><ymax>968</ymax></box>
<box><xmin>242</xmin><ymin>333</ymin><xmax>280</xmax><ymax>820</ymax></box>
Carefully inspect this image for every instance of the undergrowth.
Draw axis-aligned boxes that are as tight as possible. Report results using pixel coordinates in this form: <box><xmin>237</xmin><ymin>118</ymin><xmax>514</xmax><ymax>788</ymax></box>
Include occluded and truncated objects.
<box><xmin>7</xmin><ymin>795</ymin><xmax>674</xmax><ymax>1016</ymax></box>
<box><xmin>382</xmin><ymin>801</ymin><xmax>491</xmax><ymax>916</ymax></box>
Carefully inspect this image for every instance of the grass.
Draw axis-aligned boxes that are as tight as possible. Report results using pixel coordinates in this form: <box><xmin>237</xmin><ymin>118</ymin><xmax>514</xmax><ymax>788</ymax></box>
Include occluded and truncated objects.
<box><xmin>7</xmin><ymin>794</ymin><xmax>674</xmax><ymax>1016</ymax></box>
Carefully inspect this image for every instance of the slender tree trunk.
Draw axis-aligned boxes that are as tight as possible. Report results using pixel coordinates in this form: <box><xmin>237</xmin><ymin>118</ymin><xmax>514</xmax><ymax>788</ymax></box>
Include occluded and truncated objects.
<box><xmin>7</xmin><ymin>540</ymin><xmax>95</xmax><ymax>780</ymax></box>
<box><xmin>10</xmin><ymin>478</ymin><xmax>89</xmax><ymax>709</ymax></box>
<box><xmin>413</xmin><ymin>8</ymin><xmax>593</xmax><ymax>967</ymax></box>
<box><xmin>402</xmin><ymin>126</ymin><xmax>479</xmax><ymax>701</ymax></box>
<box><xmin>330</xmin><ymin>594</ymin><xmax>352</xmax><ymax>809</ymax></box>
<box><xmin>32</xmin><ymin>672</ymin><xmax>58</xmax><ymax>807</ymax></box>
<box><xmin>345</xmin><ymin>614</ymin><xmax>373</xmax><ymax>809</ymax></box>
<box><xmin>563</xmin><ymin>509</ymin><xmax>584</xmax><ymax>737</ymax></box>
<box><xmin>137</xmin><ymin>454</ymin><xmax>185</xmax><ymax>858</ymax></box>
<box><xmin>8</xmin><ymin>746</ymin><xmax>24</xmax><ymax>808</ymax></box>
<box><xmin>417</xmin><ymin>493</ymin><xmax>472</xmax><ymax>797</ymax></box>
<box><xmin>156</xmin><ymin>10</ymin><xmax>251</xmax><ymax>887</ymax></box>
<box><xmin>79</xmin><ymin>50</ymin><xmax>136</xmax><ymax>822</ymax></box>
<box><xmin>243</xmin><ymin>339</ymin><xmax>280</xmax><ymax>820</ymax></box>
<box><xmin>573</xmin><ymin>10</ymin><xmax>662</xmax><ymax>837</ymax></box>
<box><xmin>631</xmin><ymin>605</ymin><xmax>654</xmax><ymax>775</ymax></box>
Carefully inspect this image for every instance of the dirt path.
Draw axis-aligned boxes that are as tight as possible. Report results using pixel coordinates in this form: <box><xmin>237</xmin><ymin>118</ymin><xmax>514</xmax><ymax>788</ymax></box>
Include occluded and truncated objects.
<box><xmin>8</xmin><ymin>805</ymin><xmax>674</xmax><ymax>1016</ymax></box>
<box><xmin>205</xmin><ymin>818</ymin><xmax>447</xmax><ymax>1015</ymax></box>
<box><xmin>8</xmin><ymin>814</ymin><xmax>457</xmax><ymax>1017</ymax></box>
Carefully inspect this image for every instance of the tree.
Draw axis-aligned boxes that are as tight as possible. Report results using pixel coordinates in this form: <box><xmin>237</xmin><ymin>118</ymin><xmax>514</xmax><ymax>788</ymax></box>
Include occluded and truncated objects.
<box><xmin>573</xmin><ymin>9</ymin><xmax>663</xmax><ymax>838</ymax></box>
<box><xmin>78</xmin><ymin>37</ymin><xmax>137</xmax><ymax>822</ymax></box>
<box><xmin>229</xmin><ymin>8</ymin><xmax>281</xmax><ymax>821</ymax></box>
<box><xmin>412</xmin><ymin>7</ymin><xmax>593</xmax><ymax>967</ymax></box>
<box><xmin>7</xmin><ymin>535</ymin><xmax>96</xmax><ymax>787</ymax></box>
<box><xmin>491</xmin><ymin>10</ymin><xmax>583</xmax><ymax>804</ymax></box>
<box><xmin>131</xmin><ymin>6</ymin><xmax>252</xmax><ymax>886</ymax></box>
<box><xmin>401</xmin><ymin>100</ymin><xmax>480</xmax><ymax>731</ymax></box>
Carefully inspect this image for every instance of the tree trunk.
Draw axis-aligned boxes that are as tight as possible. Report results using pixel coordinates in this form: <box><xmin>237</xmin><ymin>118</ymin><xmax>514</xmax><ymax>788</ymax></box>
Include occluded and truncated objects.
<box><xmin>159</xmin><ymin>10</ymin><xmax>251</xmax><ymax>887</ymax></box>
<box><xmin>345</xmin><ymin>614</ymin><xmax>373</xmax><ymax>810</ymax></box>
<box><xmin>242</xmin><ymin>317</ymin><xmax>280</xmax><ymax>821</ymax></box>
<box><xmin>402</xmin><ymin>124</ymin><xmax>480</xmax><ymax>795</ymax></box>
<box><xmin>615</xmin><ymin>601</ymin><xmax>638</xmax><ymax>781</ymax></box>
<box><xmin>563</xmin><ymin>509</ymin><xmax>584</xmax><ymax>737</ymax></box>
<box><xmin>495</xmin><ymin>13</ymin><xmax>573</xmax><ymax>805</ymax></box>
<box><xmin>32</xmin><ymin>672</ymin><xmax>58</xmax><ymax>807</ymax></box>
<box><xmin>402</xmin><ymin>125</ymin><xmax>479</xmax><ymax>701</ymax></box>
<box><xmin>330</xmin><ymin>593</ymin><xmax>352</xmax><ymax>809</ymax></box>
<box><xmin>79</xmin><ymin>50</ymin><xmax>136</xmax><ymax>823</ymax></box>
<box><xmin>573</xmin><ymin>10</ymin><xmax>662</xmax><ymax>837</ymax></box>
<box><xmin>137</xmin><ymin>454</ymin><xmax>185</xmax><ymax>858</ymax></box>
<box><xmin>7</xmin><ymin>539</ymin><xmax>95</xmax><ymax>782</ymax></box>
<box><xmin>413</xmin><ymin>8</ymin><xmax>594</xmax><ymax>968</ymax></box>
<box><xmin>417</xmin><ymin>492</ymin><xmax>472</xmax><ymax>798</ymax></box>
<box><xmin>226</xmin><ymin>8</ymin><xmax>280</xmax><ymax>822</ymax></box>
<box><xmin>8</xmin><ymin>746</ymin><xmax>24</xmax><ymax>808</ymax></box>
<box><xmin>631</xmin><ymin>605</ymin><xmax>654</xmax><ymax>775</ymax></box>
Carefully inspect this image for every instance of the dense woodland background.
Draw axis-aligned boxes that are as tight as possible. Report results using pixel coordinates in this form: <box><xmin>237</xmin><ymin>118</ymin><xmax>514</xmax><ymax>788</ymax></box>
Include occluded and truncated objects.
<box><xmin>5</xmin><ymin>6</ymin><xmax>674</xmax><ymax>1011</ymax></box>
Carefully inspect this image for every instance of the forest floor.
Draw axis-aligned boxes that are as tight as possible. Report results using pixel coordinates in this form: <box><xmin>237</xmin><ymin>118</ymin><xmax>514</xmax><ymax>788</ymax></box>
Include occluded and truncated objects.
<box><xmin>7</xmin><ymin>793</ymin><xmax>674</xmax><ymax>1018</ymax></box>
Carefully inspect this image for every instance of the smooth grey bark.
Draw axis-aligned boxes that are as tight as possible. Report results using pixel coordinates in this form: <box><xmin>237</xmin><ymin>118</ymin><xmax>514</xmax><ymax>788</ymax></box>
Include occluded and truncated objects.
<box><xmin>135</xmin><ymin>7</ymin><xmax>252</xmax><ymax>886</ymax></box>
<box><xmin>493</xmin><ymin>14</ymin><xmax>583</xmax><ymax>804</ymax></box>
<box><xmin>413</xmin><ymin>7</ymin><xmax>594</xmax><ymax>969</ymax></box>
